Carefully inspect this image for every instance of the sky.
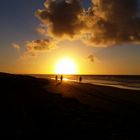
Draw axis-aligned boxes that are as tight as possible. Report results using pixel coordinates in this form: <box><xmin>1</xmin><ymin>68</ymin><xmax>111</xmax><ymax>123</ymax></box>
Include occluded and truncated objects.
<box><xmin>0</xmin><ymin>0</ymin><xmax>140</xmax><ymax>75</ymax></box>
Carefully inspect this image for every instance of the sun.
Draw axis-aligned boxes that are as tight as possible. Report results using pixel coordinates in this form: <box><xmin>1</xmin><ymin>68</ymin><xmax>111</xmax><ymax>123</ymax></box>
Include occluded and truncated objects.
<box><xmin>55</xmin><ymin>58</ymin><xmax>77</xmax><ymax>74</ymax></box>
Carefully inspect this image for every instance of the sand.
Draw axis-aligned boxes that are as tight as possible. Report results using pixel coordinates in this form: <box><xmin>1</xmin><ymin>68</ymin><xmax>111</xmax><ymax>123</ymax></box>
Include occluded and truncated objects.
<box><xmin>0</xmin><ymin>72</ymin><xmax>140</xmax><ymax>139</ymax></box>
<box><xmin>46</xmin><ymin>80</ymin><xmax>140</xmax><ymax>112</ymax></box>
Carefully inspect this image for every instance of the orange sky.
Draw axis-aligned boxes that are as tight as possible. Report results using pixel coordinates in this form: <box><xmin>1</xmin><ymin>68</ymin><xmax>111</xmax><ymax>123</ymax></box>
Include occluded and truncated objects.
<box><xmin>0</xmin><ymin>0</ymin><xmax>140</xmax><ymax>75</ymax></box>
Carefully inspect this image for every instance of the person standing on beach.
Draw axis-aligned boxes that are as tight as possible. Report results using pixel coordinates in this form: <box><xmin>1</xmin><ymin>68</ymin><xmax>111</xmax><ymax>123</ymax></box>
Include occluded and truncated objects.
<box><xmin>79</xmin><ymin>76</ymin><xmax>82</xmax><ymax>83</ymax></box>
<box><xmin>55</xmin><ymin>75</ymin><xmax>58</xmax><ymax>82</ymax></box>
<box><xmin>60</xmin><ymin>75</ymin><xmax>63</xmax><ymax>82</ymax></box>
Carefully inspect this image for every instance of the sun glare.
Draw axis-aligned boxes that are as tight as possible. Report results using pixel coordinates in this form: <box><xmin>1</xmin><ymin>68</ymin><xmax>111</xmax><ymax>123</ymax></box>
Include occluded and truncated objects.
<box><xmin>55</xmin><ymin>58</ymin><xmax>77</xmax><ymax>74</ymax></box>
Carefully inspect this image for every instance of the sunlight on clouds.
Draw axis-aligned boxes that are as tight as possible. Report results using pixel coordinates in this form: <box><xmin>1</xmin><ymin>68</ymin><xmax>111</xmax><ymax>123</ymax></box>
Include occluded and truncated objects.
<box><xmin>12</xmin><ymin>43</ymin><xmax>21</xmax><ymax>50</ymax></box>
<box><xmin>21</xmin><ymin>39</ymin><xmax>57</xmax><ymax>58</ymax></box>
<box><xmin>36</xmin><ymin>0</ymin><xmax>140</xmax><ymax>46</ymax></box>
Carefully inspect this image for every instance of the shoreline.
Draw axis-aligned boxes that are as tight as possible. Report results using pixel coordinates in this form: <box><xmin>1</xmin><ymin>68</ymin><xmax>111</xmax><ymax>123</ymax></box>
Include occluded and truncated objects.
<box><xmin>33</xmin><ymin>74</ymin><xmax>140</xmax><ymax>91</ymax></box>
<box><xmin>86</xmin><ymin>82</ymin><xmax>140</xmax><ymax>91</ymax></box>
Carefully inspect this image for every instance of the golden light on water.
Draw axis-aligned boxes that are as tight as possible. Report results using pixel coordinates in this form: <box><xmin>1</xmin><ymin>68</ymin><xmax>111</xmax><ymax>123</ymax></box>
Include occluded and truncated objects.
<box><xmin>55</xmin><ymin>57</ymin><xmax>77</xmax><ymax>74</ymax></box>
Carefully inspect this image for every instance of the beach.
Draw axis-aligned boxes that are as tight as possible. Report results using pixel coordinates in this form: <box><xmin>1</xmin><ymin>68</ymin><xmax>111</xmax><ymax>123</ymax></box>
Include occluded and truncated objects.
<box><xmin>0</xmin><ymin>73</ymin><xmax>140</xmax><ymax>139</ymax></box>
<box><xmin>46</xmin><ymin>80</ymin><xmax>140</xmax><ymax>112</ymax></box>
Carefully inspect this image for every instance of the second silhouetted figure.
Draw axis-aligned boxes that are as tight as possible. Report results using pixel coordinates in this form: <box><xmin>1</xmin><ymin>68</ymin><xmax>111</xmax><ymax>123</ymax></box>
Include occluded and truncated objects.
<box><xmin>60</xmin><ymin>75</ymin><xmax>63</xmax><ymax>82</ymax></box>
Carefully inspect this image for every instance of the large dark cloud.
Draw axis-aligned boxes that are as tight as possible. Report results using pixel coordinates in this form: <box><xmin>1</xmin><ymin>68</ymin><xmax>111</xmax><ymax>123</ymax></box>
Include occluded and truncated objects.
<box><xmin>87</xmin><ymin>0</ymin><xmax>140</xmax><ymax>46</ymax></box>
<box><xmin>36</xmin><ymin>0</ymin><xmax>140</xmax><ymax>46</ymax></box>
<box><xmin>36</xmin><ymin>0</ymin><xmax>84</xmax><ymax>38</ymax></box>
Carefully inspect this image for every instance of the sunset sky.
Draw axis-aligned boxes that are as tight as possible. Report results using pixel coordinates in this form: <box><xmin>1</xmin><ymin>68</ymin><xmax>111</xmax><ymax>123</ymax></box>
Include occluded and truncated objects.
<box><xmin>0</xmin><ymin>0</ymin><xmax>140</xmax><ymax>75</ymax></box>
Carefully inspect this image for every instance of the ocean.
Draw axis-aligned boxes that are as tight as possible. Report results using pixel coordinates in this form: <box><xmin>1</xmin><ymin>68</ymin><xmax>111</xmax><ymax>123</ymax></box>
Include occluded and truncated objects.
<box><xmin>32</xmin><ymin>74</ymin><xmax>140</xmax><ymax>91</ymax></box>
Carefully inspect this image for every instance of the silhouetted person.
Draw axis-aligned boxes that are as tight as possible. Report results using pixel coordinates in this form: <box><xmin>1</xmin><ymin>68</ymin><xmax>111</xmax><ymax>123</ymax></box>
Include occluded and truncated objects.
<box><xmin>79</xmin><ymin>76</ymin><xmax>82</xmax><ymax>83</ymax></box>
<box><xmin>55</xmin><ymin>75</ymin><xmax>58</xmax><ymax>82</ymax></box>
<box><xmin>60</xmin><ymin>75</ymin><xmax>63</xmax><ymax>82</ymax></box>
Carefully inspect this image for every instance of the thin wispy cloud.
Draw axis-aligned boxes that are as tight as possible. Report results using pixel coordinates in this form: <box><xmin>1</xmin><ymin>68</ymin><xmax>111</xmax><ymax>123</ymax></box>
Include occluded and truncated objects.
<box><xmin>36</xmin><ymin>24</ymin><xmax>48</xmax><ymax>36</ymax></box>
<box><xmin>12</xmin><ymin>43</ymin><xmax>21</xmax><ymax>50</ymax></box>
<box><xmin>88</xmin><ymin>54</ymin><xmax>94</xmax><ymax>62</ymax></box>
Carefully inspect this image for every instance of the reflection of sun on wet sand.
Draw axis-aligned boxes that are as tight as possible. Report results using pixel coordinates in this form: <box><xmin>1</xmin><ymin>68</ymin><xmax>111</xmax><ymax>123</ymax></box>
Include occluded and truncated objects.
<box><xmin>63</xmin><ymin>78</ymin><xmax>69</xmax><ymax>81</ymax></box>
<box><xmin>1</xmin><ymin>72</ymin><xmax>140</xmax><ymax>138</ymax></box>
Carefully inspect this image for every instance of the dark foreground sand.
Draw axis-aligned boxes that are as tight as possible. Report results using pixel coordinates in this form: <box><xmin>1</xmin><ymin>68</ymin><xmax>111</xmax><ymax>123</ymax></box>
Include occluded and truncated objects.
<box><xmin>0</xmin><ymin>73</ymin><xmax>140</xmax><ymax>139</ymax></box>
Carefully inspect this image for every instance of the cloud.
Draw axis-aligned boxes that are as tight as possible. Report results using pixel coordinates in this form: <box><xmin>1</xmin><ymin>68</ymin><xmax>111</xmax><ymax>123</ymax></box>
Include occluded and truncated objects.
<box><xmin>85</xmin><ymin>0</ymin><xmax>140</xmax><ymax>46</ymax></box>
<box><xmin>36</xmin><ymin>24</ymin><xmax>48</xmax><ymax>36</ymax></box>
<box><xmin>36</xmin><ymin>0</ymin><xmax>85</xmax><ymax>38</ymax></box>
<box><xmin>24</xmin><ymin>39</ymin><xmax>56</xmax><ymax>57</ymax></box>
<box><xmin>12</xmin><ymin>43</ymin><xmax>21</xmax><ymax>50</ymax></box>
<box><xmin>36</xmin><ymin>0</ymin><xmax>140</xmax><ymax>46</ymax></box>
<box><xmin>37</xmin><ymin>27</ymin><xmax>47</xmax><ymax>36</ymax></box>
<box><xmin>88</xmin><ymin>54</ymin><xmax>94</xmax><ymax>62</ymax></box>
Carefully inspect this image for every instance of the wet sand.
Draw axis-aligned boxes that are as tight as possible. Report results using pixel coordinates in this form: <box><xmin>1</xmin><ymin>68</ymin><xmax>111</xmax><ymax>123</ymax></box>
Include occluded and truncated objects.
<box><xmin>0</xmin><ymin>73</ymin><xmax>140</xmax><ymax>139</ymax></box>
<box><xmin>46</xmin><ymin>80</ymin><xmax>140</xmax><ymax>112</ymax></box>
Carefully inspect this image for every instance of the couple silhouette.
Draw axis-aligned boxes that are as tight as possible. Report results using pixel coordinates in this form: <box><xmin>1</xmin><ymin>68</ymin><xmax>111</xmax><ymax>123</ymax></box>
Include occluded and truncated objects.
<box><xmin>55</xmin><ymin>75</ymin><xmax>63</xmax><ymax>82</ymax></box>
